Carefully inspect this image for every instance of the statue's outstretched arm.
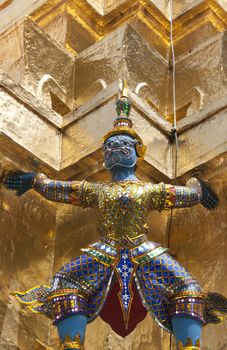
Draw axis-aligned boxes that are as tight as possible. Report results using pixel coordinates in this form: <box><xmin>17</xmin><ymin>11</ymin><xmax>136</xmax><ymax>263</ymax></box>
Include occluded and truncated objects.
<box><xmin>33</xmin><ymin>174</ymin><xmax>83</xmax><ymax>205</ymax></box>
<box><xmin>163</xmin><ymin>177</ymin><xmax>218</xmax><ymax>210</ymax></box>
<box><xmin>2</xmin><ymin>172</ymin><xmax>84</xmax><ymax>205</ymax></box>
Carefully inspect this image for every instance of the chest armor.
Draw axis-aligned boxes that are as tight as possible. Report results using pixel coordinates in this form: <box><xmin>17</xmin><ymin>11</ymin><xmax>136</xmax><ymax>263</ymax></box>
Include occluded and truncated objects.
<box><xmin>97</xmin><ymin>182</ymin><xmax>149</xmax><ymax>241</ymax></box>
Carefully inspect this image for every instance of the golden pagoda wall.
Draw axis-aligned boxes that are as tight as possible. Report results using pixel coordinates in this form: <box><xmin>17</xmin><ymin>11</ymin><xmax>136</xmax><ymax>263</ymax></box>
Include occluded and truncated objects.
<box><xmin>0</xmin><ymin>162</ymin><xmax>56</xmax><ymax>349</ymax></box>
<box><xmin>0</xmin><ymin>22</ymin><xmax>24</xmax><ymax>83</ymax></box>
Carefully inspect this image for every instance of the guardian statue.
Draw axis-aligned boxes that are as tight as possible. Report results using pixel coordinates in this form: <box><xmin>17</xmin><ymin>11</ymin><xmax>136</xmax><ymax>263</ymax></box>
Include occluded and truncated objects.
<box><xmin>2</xmin><ymin>94</ymin><xmax>226</xmax><ymax>350</ymax></box>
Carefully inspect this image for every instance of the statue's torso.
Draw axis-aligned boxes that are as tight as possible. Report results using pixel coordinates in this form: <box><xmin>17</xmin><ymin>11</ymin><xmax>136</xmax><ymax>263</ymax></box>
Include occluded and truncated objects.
<box><xmin>84</xmin><ymin>181</ymin><xmax>164</xmax><ymax>243</ymax></box>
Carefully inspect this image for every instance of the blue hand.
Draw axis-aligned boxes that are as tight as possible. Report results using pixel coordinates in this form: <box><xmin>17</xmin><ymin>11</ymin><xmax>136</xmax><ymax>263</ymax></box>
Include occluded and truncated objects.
<box><xmin>4</xmin><ymin>172</ymin><xmax>36</xmax><ymax>196</ymax></box>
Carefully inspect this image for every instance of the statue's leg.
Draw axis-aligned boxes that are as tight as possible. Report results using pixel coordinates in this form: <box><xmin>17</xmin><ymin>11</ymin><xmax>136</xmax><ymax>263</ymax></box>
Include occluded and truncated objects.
<box><xmin>48</xmin><ymin>253</ymin><xmax>112</xmax><ymax>350</ymax></box>
<box><xmin>57</xmin><ymin>314</ymin><xmax>87</xmax><ymax>350</ymax></box>
<box><xmin>172</xmin><ymin>316</ymin><xmax>202</xmax><ymax>349</ymax></box>
<box><xmin>135</xmin><ymin>250</ymin><xmax>205</xmax><ymax>349</ymax></box>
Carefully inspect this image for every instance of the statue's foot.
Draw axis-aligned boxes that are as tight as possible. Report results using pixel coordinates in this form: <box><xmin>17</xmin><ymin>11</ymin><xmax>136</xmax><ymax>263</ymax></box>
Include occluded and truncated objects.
<box><xmin>60</xmin><ymin>344</ymin><xmax>84</xmax><ymax>350</ymax></box>
<box><xmin>60</xmin><ymin>335</ymin><xmax>84</xmax><ymax>350</ymax></box>
<box><xmin>35</xmin><ymin>337</ymin><xmax>84</xmax><ymax>350</ymax></box>
<box><xmin>60</xmin><ymin>346</ymin><xmax>84</xmax><ymax>350</ymax></box>
<box><xmin>178</xmin><ymin>338</ymin><xmax>201</xmax><ymax>350</ymax></box>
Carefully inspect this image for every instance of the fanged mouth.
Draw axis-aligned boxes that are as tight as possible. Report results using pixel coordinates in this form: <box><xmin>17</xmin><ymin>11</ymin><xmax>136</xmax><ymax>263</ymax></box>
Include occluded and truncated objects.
<box><xmin>105</xmin><ymin>147</ymin><xmax>130</xmax><ymax>159</ymax></box>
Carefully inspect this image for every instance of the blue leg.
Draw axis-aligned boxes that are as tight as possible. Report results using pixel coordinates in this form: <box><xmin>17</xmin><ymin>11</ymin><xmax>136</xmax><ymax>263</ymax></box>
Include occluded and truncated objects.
<box><xmin>172</xmin><ymin>317</ymin><xmax>202</xmax><ymax>349</ymax></box>
<box><xmin>57</xmin><ymin>314</ymin><xmax>88</xmax><ymax>349</ymax></box>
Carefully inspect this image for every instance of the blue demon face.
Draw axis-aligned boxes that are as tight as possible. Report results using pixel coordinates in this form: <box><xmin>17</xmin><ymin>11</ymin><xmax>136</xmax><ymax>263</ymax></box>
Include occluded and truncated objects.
<box><xmin>103</xmin><ymin>134</ymin><xmax>138</xmax><ymax>170</ymax></box>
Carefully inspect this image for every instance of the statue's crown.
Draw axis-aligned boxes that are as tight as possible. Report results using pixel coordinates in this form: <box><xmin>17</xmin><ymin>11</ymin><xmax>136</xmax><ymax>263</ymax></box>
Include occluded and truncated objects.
<box><xmin>103</xmin><ymin>80</ymin><xmax>146</xmax><ymax>159</ymax></box>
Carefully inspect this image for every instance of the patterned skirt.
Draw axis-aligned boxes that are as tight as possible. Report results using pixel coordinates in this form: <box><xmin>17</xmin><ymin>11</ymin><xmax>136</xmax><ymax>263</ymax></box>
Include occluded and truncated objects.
<box><xmin>13</xmin><ymin>239</ymin><xmax>225</xmax><ymax>337</ymax></box>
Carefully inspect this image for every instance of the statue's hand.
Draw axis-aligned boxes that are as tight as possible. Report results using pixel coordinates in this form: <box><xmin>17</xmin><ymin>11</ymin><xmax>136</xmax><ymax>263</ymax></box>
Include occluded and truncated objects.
<box><xmin>197</xmin><ymin>179</ymin><xmax>218</xmax><ymax>210</ymax></box>
<box><xmin>3</xmin><ymin>172</ymin><xmax>36</xmax><ymax>196</ymax></box>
